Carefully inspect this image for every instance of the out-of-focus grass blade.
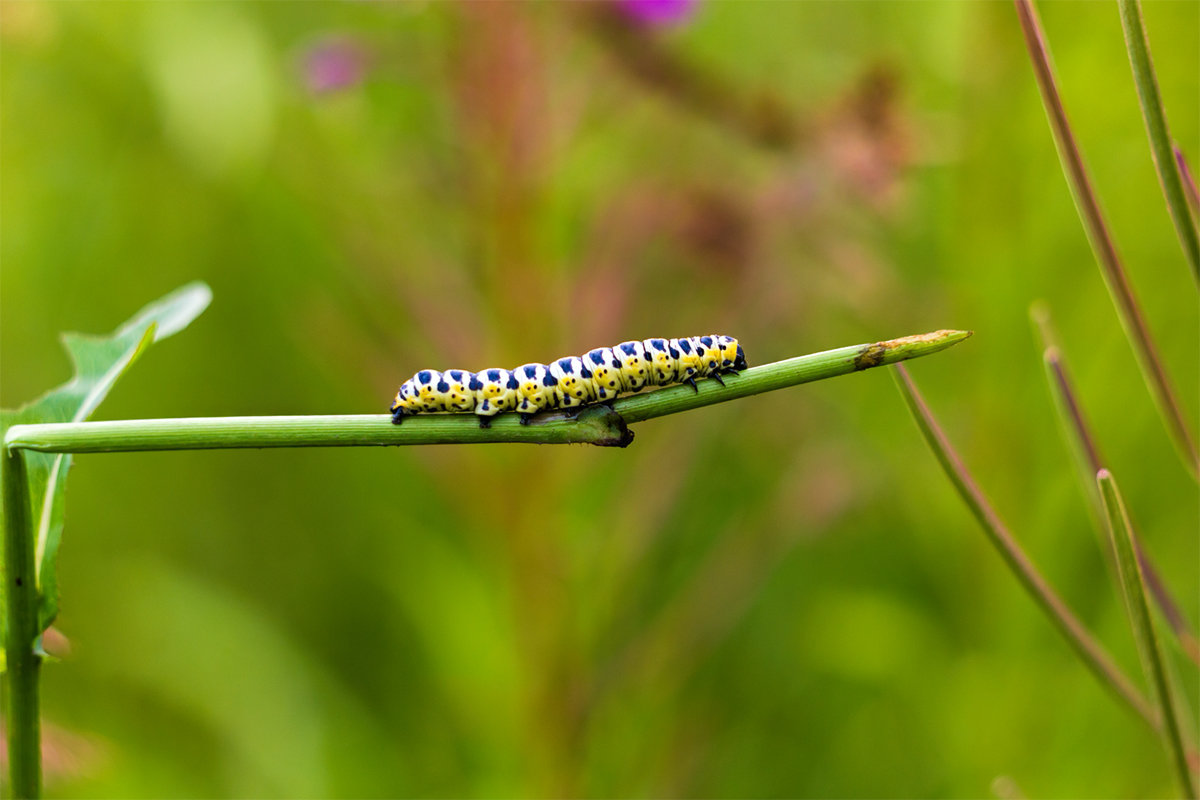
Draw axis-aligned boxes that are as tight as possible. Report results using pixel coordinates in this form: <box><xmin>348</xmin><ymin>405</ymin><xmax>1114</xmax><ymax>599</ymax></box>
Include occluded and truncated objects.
<box><xmin>1177</xmin><ymin>146</ymin><xmax>1200</xmax><ymax>218</ymax></box>
<box><xmin>1097</xmin><ymin>470</ymin><xmax>1197</xmax><ymax>799</ymax></box>
<box><xmin>1012</xmin><ymin>0</ymin><xmax>1199</xmax><ymax>481</ymax></box>
<box><xmin>0</xmin><ymin>282</ymin><xmax>212</xmax><ymax>644</ymax></box>
<box><xmin>1031</xmin><ymin>304</ymin><xmax>1200</xmax><ymax>666</ymax></box>
<box><xmin>892</xmin><ymin>364</ymin><xmax>1155</xmax><ymax>728</ymax></box>
<box><xmin>1116</xmin><ymin>0</ymin><xmax>1200</xmax><ymax>286</ymax></box>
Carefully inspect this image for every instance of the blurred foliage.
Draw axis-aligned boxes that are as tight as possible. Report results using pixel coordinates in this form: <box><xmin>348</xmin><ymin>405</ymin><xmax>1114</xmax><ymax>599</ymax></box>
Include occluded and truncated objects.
<box><xmin>1</xmin><ymin>1</ymin><xmax>1196</xmax><ymax>797</ymax></box>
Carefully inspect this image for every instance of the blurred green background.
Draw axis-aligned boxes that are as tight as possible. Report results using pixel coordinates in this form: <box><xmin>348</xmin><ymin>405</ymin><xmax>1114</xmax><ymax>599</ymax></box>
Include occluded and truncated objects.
<box><xmin>2</xmin><ymin>1</ymin><xmax>1197</xmax><ymax>796</ymax></box>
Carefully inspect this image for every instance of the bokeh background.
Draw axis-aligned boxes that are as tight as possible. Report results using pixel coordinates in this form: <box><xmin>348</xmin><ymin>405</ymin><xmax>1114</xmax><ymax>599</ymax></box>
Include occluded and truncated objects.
<box><xmin>2</xmin><ymin>1</ymin><xmax>1197</xmax><ymax>797</ymax></box>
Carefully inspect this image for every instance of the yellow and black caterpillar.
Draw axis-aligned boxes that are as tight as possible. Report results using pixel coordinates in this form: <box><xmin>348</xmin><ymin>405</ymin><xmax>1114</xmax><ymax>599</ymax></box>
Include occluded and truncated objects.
<box><xmin>390</xmin><ymin>335</ymin><xmax>747</xmax><ymax>427</ymax></box>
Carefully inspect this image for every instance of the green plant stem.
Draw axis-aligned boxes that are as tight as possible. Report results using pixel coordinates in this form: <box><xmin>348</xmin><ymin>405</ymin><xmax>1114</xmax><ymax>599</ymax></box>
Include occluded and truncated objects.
<box><xmin>0</xmin><ymin>329</ymin><xmax>968</xmax><ymax>795</ymax></box>
<box><xmin>1098</xmin><ymin>470</ymin><xmax>1197</xmax><ymax>799</ymax></box>
<box><xmin>1013</xmin><ymin>0</ymin><xmax>1199</xmax><ymax>481</ymax></box>
<box><xmin>893</xmin><ymin>364</ymin><xmax>1157</xmax><ymax>729</ymax></box>
<box><xmin>616</xmin><ymin>330</ymin><xmax>970</xmax><ymax>423</ymax></box>
<box><xmin>1045</xmin><ymin>348</ymin><xmax>1200</xmax><ymax>662</ymax></box>
<box><xmin>5</xmin><ymin>409</ymin><xmax>633</xmax><ymax>452</ymax></box>
<box><xmin>1043</xmin><ymin>348</ymin><xmax>1200</xmax><ymax>665</ymax></box>
<box><xmin>1031</xmin><ymin>305</ymin><xmax>1200</xmax><ymax>666</ymax></box>
<box><xmin>2</xmin><ymin>446</ymin><xmax>42</xmax><ymax>799</ymax></box>
<box><xmin>1117</xmin><ymin>0</ymin><xmax>1200</xmax><ymax>285</ymax></box>
<box><xmin>1177</xmin><ymin>146</ymin><xmax>1200</xmax><ymax>217</ymax></box>
<box><xmin>4</xmin><ymin>331</ymin><xmax>971</xmax><ymax>454</ymax></box>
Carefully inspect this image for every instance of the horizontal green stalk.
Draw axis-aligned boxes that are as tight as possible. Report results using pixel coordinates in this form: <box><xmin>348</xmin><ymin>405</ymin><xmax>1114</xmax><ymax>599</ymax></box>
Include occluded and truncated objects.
<box><xmin>4</xmin><ymin>408</ymin><xmax>632</xmax><ymax>452</ymax></box>
<box><xmin>4</xmin><ymin>330</ymin><xmax>971</xmax><ymax>454</ymax></box>
<box><xmin>1117</xmin><ymin>0</ymin><xmax>1200</xmax><ymax>285</ymax></box>
<box><xmin>617</xmin><ymin>330</ymin><xmax>971</xmax><ymax>423</ymax></box>
<box><xmin>1098</xmin><ymin>470</ymin><xmax>1197</xmax><ymax>799</ymax></box>
<box><xmin>893</xmin><ymin>364</ymin><xmax>1157</xmax><ymax>729</ymax></box>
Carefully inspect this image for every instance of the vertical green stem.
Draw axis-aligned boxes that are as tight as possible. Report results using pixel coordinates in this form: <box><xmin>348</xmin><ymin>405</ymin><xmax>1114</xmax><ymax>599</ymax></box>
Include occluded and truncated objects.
<box><xmin>1013</xmin><ymin>0</ymin><xmax>1200</xmax><ymax>480</ymax></box>
<box><xmin>2</xmin><ymin>447</ymin><xmax>42</xmax><ymax>799</ymax></box>
<box><xmin>1116</xmin><ymin>0</ymin><xmax>1200</xmax><ymax>285</ymax></box>
<box><xmin>1098</xmin><ymin>470</ymin><xmax>1196</xmax><ymax>799</ymax></box>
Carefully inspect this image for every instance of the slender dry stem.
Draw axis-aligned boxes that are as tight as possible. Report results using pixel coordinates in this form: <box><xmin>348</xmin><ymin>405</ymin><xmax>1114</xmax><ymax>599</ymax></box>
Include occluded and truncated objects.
<box><xmin>1032</xmin><ymin>306</ymin><xmax>1200</xmax><ymax>665</ymax></box>
<box><xmin>893</xmin><ymin>364</ymin><xmax>1156</xmax><ymax>729</ymax></box>
<box><xmin>1013</xmin><ymin>0</ymin><xmax>1198</xmax><ymax>480</ymax></box>
<box><xmin>1177</xmin><ymin>146</ymin><xmax>1200</xmax><ymax>217</ymax></box>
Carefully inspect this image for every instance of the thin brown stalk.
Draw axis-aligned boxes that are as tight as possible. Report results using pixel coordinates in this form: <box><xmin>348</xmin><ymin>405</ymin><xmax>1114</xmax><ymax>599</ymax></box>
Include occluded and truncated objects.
<box><xmin>1031</xmin><ymin>304</ymin><xmax>1200</xmax><ymax>665</ymax></box>
<box><xmin>893</xmin><ymin>364</ymin><xmax>1156</xmax><ymax>729</ymax></box>
<box><xmin>1013</xmin><ymin>0</ymin><xmax>1199</xmax><ymax>480</ymax></box>
<box><xmin>1043</xmin><ymin>347</ymin><xmax>1200</xmax><ymax>666</ymax></box>
<box><xmin>1177</xmin><ymin>146</ymin><xmax>1200</xmax><ymax>218</ymax></box>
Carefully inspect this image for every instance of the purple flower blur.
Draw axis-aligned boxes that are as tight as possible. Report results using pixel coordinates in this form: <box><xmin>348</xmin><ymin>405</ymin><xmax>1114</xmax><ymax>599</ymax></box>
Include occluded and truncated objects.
<box><xmin>617</xmin><ymin>0</ymin><xmax>698</xmax><ymax>27</ymax></box>
<box><xmin>302</xmin><ymin>37</ymin><xmax>366</xmax><ymax>94</ymax></box>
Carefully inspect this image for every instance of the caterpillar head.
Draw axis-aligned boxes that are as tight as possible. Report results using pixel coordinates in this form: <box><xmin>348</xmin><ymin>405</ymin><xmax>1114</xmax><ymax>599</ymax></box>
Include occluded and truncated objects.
<box><xmin>734</xmin><ymin>344</ymin><xmax>747</xmax><ymax>371</ymax></box>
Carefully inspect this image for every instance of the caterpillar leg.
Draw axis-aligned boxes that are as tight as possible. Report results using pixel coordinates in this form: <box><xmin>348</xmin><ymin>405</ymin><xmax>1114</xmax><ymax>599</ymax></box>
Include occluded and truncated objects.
<box><xmin>391</xmin><ymin>408</ymin><xmax>408</xmax><ymax>425</ymax></box>
<box><xmin>722</xmin><ymin>368</ymin><xmax>740</xmax><ymax>376</ymax></box>
<box><xmin>710</xmin><ymin>373</ymin><xmax>726</xmax><ymax>387</ymax></box>
<box><xmin>478</xmin><ymin>416</ymin><xmax>492</xmax><ymax>429</ymax></box>
<box><xmin>519</xmin><ymin>413</ymin><xmax>534</xmax><ymax>426</ymax></box>
<box><xmin>684</xmin><ymin>377</ymin><xmax>699</xmax><ymax>393</ymax></box>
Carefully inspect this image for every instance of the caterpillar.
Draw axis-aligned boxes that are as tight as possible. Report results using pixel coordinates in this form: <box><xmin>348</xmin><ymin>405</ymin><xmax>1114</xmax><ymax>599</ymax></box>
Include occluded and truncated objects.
<box><xmin>390</xmin><ymin>335</ymin><xmax>747</xmax><ymax>427</ymax></box>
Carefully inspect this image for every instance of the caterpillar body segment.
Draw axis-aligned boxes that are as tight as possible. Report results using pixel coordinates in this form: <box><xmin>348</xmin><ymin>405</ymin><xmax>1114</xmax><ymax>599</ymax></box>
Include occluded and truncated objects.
<box><xmin>413</xmin><ymin>370</ymin><xmax>444</xmax><ymax>411</ymax></box>
<box><xmin>514</xmin><ymin>363</ymin><xmax>558</xmax><ymax>422</ymax></box>
<box><xmin>671</xmin><ymin>339</ymin><xmax>703</xmax><ymax>390</ymax></box>
<box><xmin>390</xmin><ymin>335</ymin><xmax>747</xmax><ymax>426</ymax></box>
<box><xmin>550</xmin><ymin>356</ymin><xmax>598</xmax><ymax>409</ymax></box>
<box><xmin>469</xmin><ymin>368</ymin><xmax>520</xmax><ymax>425</ymax></box>
<box><xmin>643</xmin><ymin>338</ymin><xmax>681</xmax><ymax>386</ymax></box>
<box><xmin>438</xmin><ymin>369</ymin><xmax>476</xmax><ymax>412</ymax></box>
<box><xmin>614</xmin><ymin>341</ymin><xmax>653</xmax><ymax>393</ymax></box>
<box><xmin>693</xmin><ymin>335</ymin><xmax>722</xmax><ymax>377</ymax></box>
<box><xmin>584</xmin><ymin>347</ymin><xmax>624</xmax><ymax>402</ymax></box>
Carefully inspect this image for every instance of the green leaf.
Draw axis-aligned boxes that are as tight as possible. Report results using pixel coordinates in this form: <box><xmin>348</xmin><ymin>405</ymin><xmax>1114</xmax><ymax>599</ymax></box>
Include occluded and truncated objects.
<box><xmin>1</xmin><ymin>282</ymin><xmax>212</xmax><ymax>644</ymax></box>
